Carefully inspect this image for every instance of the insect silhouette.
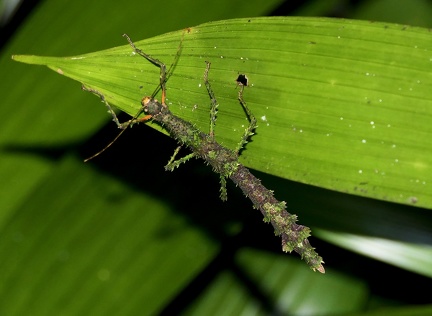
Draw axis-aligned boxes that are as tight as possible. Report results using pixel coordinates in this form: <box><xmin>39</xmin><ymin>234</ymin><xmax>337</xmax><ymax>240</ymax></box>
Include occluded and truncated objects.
<box><xmin>83</xmin><ymin>34</ymin><xmax>325</xmax><ymax>273</ymax></box>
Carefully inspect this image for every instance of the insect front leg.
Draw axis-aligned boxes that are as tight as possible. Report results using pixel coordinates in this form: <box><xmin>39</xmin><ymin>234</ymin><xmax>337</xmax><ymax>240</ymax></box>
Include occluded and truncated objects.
<box><xmin>82</xmin><ymin>85</ymin><xmax>152</xmax><ymax>129</ymax></box>
<box><xmin>123</xmin><ymin>32</ymin><xmax>185</xmax><ymax>105</ymax></box>
<box><xmin>81</xmin><ymin>85</ymin><xmax>123</xmax><ymax>128</ymax></box>
<box><xmin>82</xmin><ymin>85</ymin><xmax>151</xmax><ymax>161</ymax></box>
<box><xmin>123</xmin><ymin>34</ymin><xmax>168</xmax><ymax>104</ymax></box>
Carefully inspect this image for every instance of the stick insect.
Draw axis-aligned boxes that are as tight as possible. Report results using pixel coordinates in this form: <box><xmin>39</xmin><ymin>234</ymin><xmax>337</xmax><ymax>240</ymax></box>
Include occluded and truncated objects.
<box><xmin>83</xmin><ymin>34</ymin><xmax>325</xmax><ymax>273</ymax></box>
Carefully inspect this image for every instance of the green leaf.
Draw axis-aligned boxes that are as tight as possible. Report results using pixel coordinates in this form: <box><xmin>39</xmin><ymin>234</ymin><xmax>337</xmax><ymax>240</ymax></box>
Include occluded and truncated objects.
<box><xmin>3</xmin><ymin>1</ymin><xmax>432</xmax><ymax>314</ymax></box>
<box><xmin>345</xmin><ymin>305</ymin><xmax>432</xmax><ymax>316</ymax></box>
<box><xmin>185</xmin><ymin>248</ymin><xmax>367</xmax><ymax>315</ymax></box>
<box><xmin>13</xmin><ymin>17</ymin><xmax>432</xmax><ymax>209</ymax></box>
<box><xmin>0</xmin><ymin>154</ymin><xmax>218</xmax><ymax>315</ymax></box>
<box><xmin>316</xmin><ymin>229</ymin><xmax>432</xmax><ymax>277</ymax></box>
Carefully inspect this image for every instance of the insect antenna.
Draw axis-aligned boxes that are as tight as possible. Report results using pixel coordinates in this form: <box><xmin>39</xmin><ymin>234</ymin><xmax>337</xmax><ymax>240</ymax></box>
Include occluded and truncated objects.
<box><xmin>83</xmin><ymin>124</ymin><xmax>129</xmax><ymax>162</ymax></box>
<box><xmin>81</xmin><ymin>84</ymin><xmax>140</xmax><ymax>162</ymax></box>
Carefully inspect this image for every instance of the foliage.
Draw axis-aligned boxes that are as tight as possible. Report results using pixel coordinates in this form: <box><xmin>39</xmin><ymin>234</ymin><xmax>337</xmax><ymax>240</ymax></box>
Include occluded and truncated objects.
<box><xmin>1</xmin><ymin>0</ymin><xmax>432</xmax><ymax>315</ymax></box>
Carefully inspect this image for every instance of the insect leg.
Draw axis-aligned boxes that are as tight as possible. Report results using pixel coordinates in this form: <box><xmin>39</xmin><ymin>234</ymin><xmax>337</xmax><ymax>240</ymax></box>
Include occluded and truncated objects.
<box><xmin>123</xmin><ymin>34</ymin><xmax>168</xmax><ymax>103</ymax></box>
<box><xmin>165</xmin><ymin>150</ymin><xmax>196</xmax><ymax>171</ymax></box>
<box><xmin>234</xmin><ymin>86</ymin><xmax>257</xmax><ymax>154</ymax></box>
<box><xmin>203</xmin><ymin>61</ymin><xmax>229</xmax><ymax>200</ymax></box>
<box><xmin>82</xmin><ymin>85</ymin><xmax>122</xmax><ymax>128</ymax></box>
<box><xmin>203</xmin><ymin>61</ymin><xmax>218</xmax><ymax>139</ymax></box>
<box><xmin>219</xmin><ymin>175</ymin><xmax>228</xmax><ymax>201</ymax></box>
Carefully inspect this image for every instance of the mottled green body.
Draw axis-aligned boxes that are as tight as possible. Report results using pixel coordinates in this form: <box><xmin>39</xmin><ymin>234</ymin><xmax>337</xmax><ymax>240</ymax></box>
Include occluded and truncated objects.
<box><xmin>144</xmin><ymin>98</ymin><xmax>325</xmax><ymax>273</ymax></box>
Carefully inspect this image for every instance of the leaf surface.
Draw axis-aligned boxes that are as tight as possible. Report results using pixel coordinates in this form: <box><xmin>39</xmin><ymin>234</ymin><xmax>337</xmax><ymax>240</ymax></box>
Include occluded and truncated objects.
<box><xmin>14</xmin><ymin>17</ymin><xmax>432</xmax><ymax>208</ymax></box>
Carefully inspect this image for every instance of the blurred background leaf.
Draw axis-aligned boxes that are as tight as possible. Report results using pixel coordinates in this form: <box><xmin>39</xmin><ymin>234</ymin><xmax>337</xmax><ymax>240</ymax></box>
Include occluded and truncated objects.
<box><xmin>1</xmin><ymin>0</ymin><xmax>431</xmax><ymax>315</ymax></box>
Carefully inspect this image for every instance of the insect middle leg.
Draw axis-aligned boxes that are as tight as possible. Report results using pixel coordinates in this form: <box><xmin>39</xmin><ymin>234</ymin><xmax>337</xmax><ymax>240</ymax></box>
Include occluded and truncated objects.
<box><xmin>165</xmin><ymin>61</ymin><xmax>219</xmax><ymax>172</ymax></box>
<box><xmin>203</xmin><ymin>61</ymin><xmax>232</xmax><ymax>200</ymax></box>
<box><xmin>165</xmin><ymin>146</ymin><xmax>196</xmax><ymax>171</ymax></box>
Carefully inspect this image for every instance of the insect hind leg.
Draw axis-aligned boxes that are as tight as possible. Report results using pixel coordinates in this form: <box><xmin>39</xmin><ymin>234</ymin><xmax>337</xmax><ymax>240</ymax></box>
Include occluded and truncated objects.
<box><xmin>234</xmin><ymin>86</ymin><xmax>257</xmax><ymax>154</ymax></box>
